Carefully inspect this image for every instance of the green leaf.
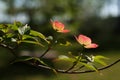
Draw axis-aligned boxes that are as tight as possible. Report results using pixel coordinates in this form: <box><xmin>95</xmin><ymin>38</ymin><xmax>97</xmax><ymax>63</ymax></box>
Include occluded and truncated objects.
<box><xmin>57</xmin><ymin>55</ymin><xmax>74</xmax><ymax>61</ymax></box>
<box><xmin>60</xmin><ymin>41</ymin><xmax>72</xmax><ymax>46</ymax></box>
<box><xmin>22</xmin><ymin>35</ymin><xmax>45</xmax><ymax>47</ymax></box>
<box><xmin>80</xmin><ymin>62</ymin><xmax>98</xmax><ymax>72</ymax></box>
<box><xmin>14</xmin><ymin>21</ymin><xmax>22</xmax><ymax>28</ymax></box>
<box><xmin>4</xmin><ymin>28</ymin><xmax>16</xmax><ymax>38</ymax></box>
<box><xmin>0</xmin><ymin>24</ymin><xmax>7</xmax><ymax>29</ymax></box>
<box><xmin>30</xmin><ymin>30</ymin><xmax>49</xmax><ymax>43</ymax></box>
<box><xmin>34</xmin><ymin>57</ymin><xmax>57</xmax><ymax>74</ymax></box>
<box><xmin>94</xmin><ymin>55</ymin><xmax>109</xmax><ymax>66</ymax></box>
<box><xmin>20</xmin><ymin>40</ymin><xmax>44</xmax><ymax>47</ymax></box>
<box><xmin>12</xmin><ymin>56</ymin><xmax>33</xmax><ymax>63</ymax></box>
<box><xmin>53</xmin><ymin>55</ymin><xmax>74</xmax><ymax>70</ymax></box>
<box><xmin>33</xmin><ymin>57</ymin><xmax>48</xmax><ymax>66</ymax></box>
<box><xmin>12</xmin><ymin>56</ymin><xmax>47</xmax><ymax>66</ymax></box>
<box><xmin>18</xmin><ymin>24</ymin><xmax>30</xmax><ymax>35</ymax></box>
<box><xmin>22</xmin><ymin>35</ymin><xmax>38</xmax><ymax>41</ymax></box>
<box><xmin>7</xmin><ymin>24</ymin><xmax>18</xmax><ymax>31</ymax></box>
<box><xmin>94</xmin><ymin>55</ymin><xmax>108</xmax><ymax>59</ymax></box>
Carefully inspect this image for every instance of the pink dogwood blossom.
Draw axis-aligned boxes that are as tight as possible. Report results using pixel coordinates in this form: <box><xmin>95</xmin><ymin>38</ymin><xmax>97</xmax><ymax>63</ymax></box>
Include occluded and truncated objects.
<box><xmin>75</xmin><ymin>34</ymin><xmax>98</xmax><ymax>49</ymax></box>
<box><xmin>51</xmin><ymin>20</ymin><xmax>70</xmax><ymax>33</ymax></box>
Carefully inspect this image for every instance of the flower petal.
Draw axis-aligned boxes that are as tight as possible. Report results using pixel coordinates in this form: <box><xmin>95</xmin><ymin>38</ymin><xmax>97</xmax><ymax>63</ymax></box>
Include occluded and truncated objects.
<box><xmin>59</xmin><ymin>29</ymin><xmax>70</xmax><ymax>33</ymax></box>
<box><xmin>76</xmin><ymin>34</ymin><xmax>91</xmax><ymax>45</ymax></box>
<box><xmin>51</xmin><ymin>20</ymin><xmax>70</xmax><ymax>33</ymax></box>
<box><xmin>51</xmin><ymin>20</ymin><xmax>64</xmax><ymax>31</ymax></box>
<box><xmin>84</xmin><ymin>43</ymin><xmax>98</xmax><ymax>49</ymax></box>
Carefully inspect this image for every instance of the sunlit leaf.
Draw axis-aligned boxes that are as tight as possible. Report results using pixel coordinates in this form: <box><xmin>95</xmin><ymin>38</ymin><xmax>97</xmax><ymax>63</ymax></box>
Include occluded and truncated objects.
<box><xmin>20</xmin><ymin>40</ymin><xmax>44</xmax><ymax>47</ymax></box>
<box><xmin>53</xmin><ymin>55</ymin><xmax>74</xmax><ymax>70</ymax></box>
<box><xmin>14</xmin><ymin>21</ymin><xmax>22</xmax><ymax>28</ymax></box>
<box><xmin>80</xmin><ymin>62</ymin><xmax>98</xmax><ymax>72</ymax></box>
<box><xmin>6</xmin><ymin>33</ymin><xmax>15</xmax><ymax>38</ymax></box>
<box><xmin>94</xmin><ymin>55</ymin><xmax>108</xmax><ymax>59</ymax></box>
<box><xmin>7</xmin><ymin>24</ymin><xmax>18</xmax><ymax>30</ymax></box>
<box><xmin>57</xmin><ymin>55</ymin><xmax>75</xmax><ymax>61</ymax></box>
<box><xmin>94</xmin><ymin>55</ymin><xmax>109</xmax><ymax>66</ymax></box>
<box><xmin>30</xmin><ymin>30</ymin><xmax>49</xmax><ymax>43</ymax></box>
<box><xmin>22</xmin><ymin>35</ymin><xmax>38</xmax><ymax>41</ymax></box>
<box><xmin>60</xmin><ymin>41</ymin><xmax>72</xmax><ymax>46</ymax></box>
<box><xmin>12</xmin><ymin>56</ymin><xmax>33</xmax><ymax>63</ymax></box>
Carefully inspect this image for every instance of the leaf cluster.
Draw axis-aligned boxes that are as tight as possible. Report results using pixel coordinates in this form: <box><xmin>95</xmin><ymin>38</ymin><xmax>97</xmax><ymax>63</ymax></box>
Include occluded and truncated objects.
<box><xmin>0</xmin><ymin>21</ymin><xmax>109</xmax><ymax>74</ymax></box>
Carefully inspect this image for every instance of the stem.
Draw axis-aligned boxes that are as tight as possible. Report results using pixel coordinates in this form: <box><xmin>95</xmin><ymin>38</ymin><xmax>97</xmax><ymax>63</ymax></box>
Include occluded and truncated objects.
<box><xmin>40</xmin><ymin>46</ymin><xmax>51</xmax><ymax>58</ymax></box>
<box><xmin>65</xmin><ymin>53</ymin><xmax>81</xmax><ymax>72</ymax></box>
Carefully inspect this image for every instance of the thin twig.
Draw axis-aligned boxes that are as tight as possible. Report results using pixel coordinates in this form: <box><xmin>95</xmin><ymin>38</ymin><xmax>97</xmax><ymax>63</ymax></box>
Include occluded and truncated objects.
<box><xmin>65</xmin><ymin>55</ymin><xmax>81</xmax><ymax>72</ymax></box>
<box><xmin>40</xmin><ymin>46</ymin><xmax>51</xmax><ymax>58</ymax></box>
<box><xmin>72</xmin><ymin>65</ymin><xmax>85</xmax><ymax>72</ymax></box>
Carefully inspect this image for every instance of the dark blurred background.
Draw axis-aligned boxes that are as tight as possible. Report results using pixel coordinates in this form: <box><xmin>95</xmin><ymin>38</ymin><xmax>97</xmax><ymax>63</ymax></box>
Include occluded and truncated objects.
<box><xmin>0</xmin><ymin>0</ymin><xmax>120</xmax><ymax>80</ymax></box>
<box><xmin>0</xmin><ymin>0</ymin><xmax>120</xmax><ymax>50</ymax></box>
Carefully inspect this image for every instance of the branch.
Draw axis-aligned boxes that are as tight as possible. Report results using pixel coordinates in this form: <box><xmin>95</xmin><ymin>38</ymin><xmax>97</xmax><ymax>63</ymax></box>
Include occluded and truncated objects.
<box><xmin>32</xmin><ymin>58</ymin><xmax>120</xmax><ymax>74</ymax></box>
<box><xmin>0</xmin><ymin>43</ymin><xmax>17</xmax><ymax>57</ymax></box>
<box><xmin>72</xmin><ymin>65</ymin><xmax>85</xmax><ymax>72</ymax></box>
